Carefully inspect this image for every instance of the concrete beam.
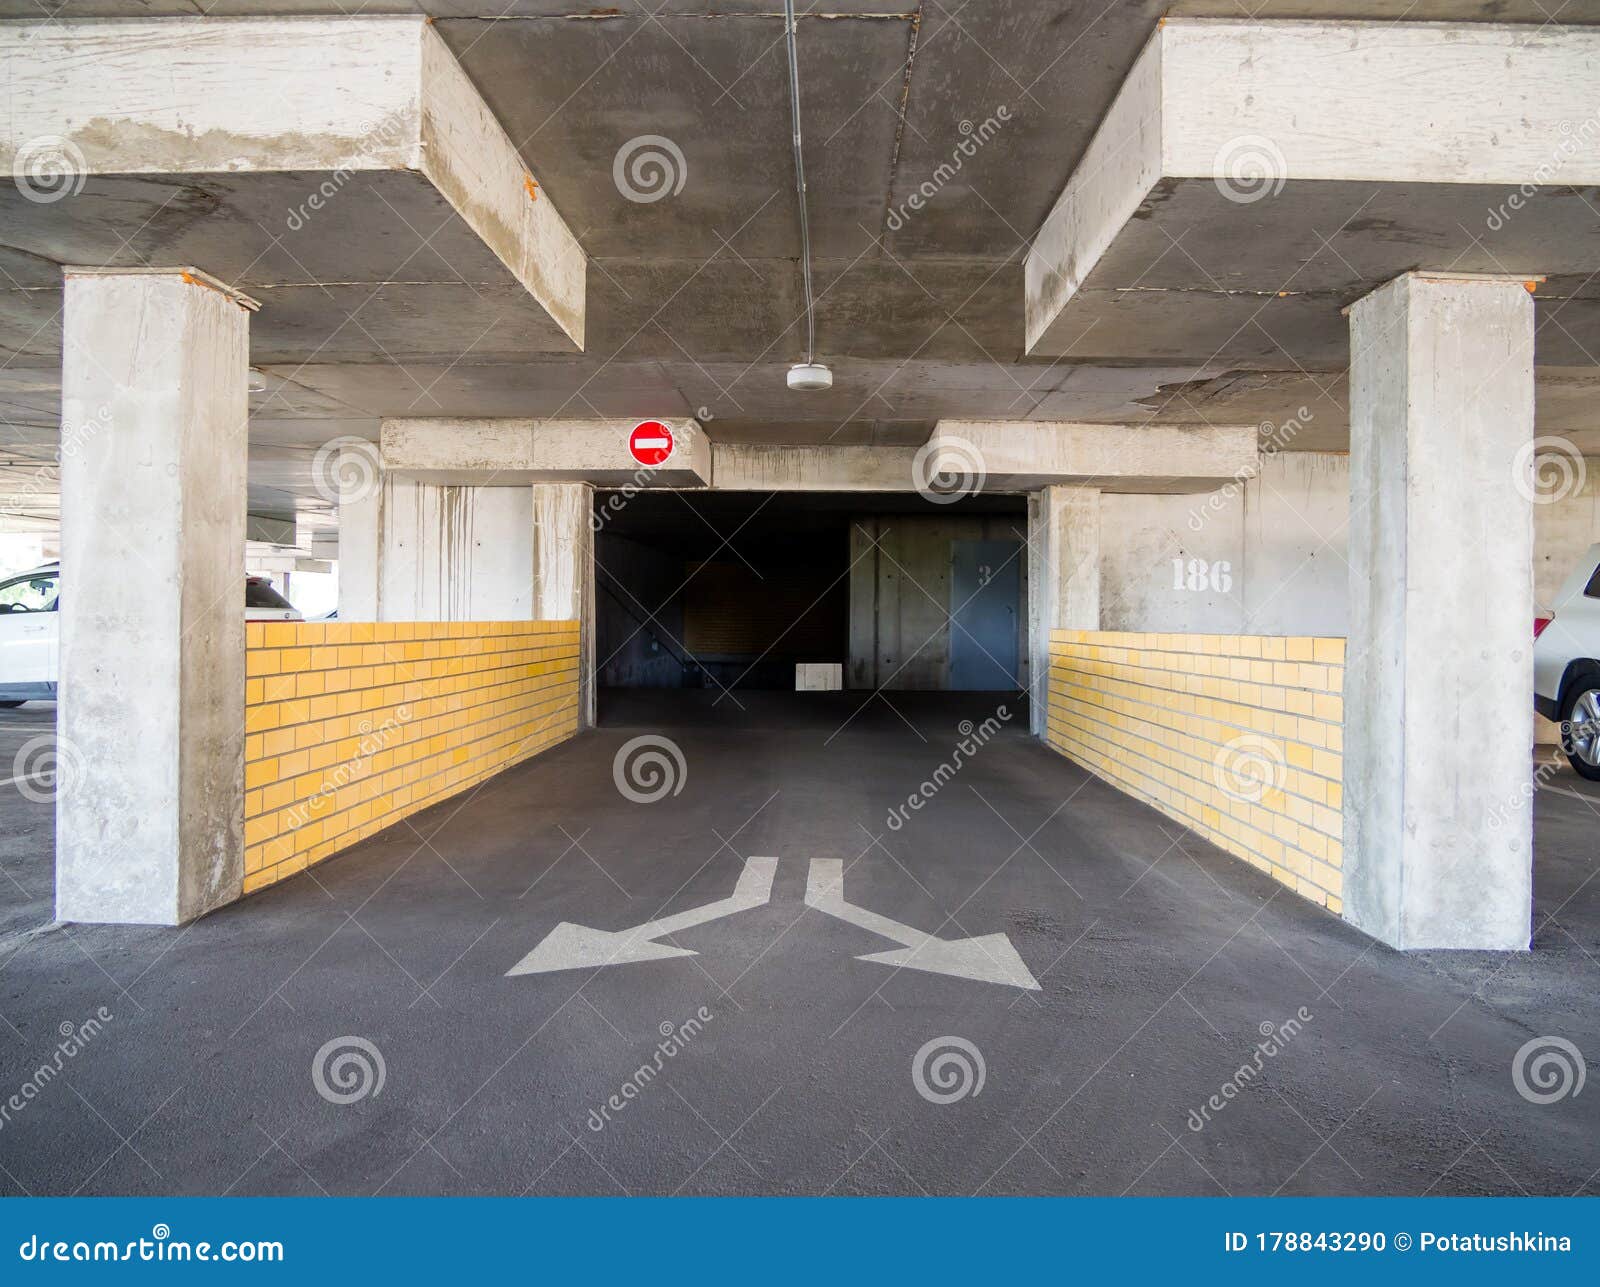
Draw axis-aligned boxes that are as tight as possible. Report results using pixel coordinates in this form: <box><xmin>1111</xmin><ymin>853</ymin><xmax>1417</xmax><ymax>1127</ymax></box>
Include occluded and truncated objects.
<box><xmin>929</xmin><ymin>421</ymin><xmax>1258</xmax><ymax>493</ymax></box>
<box><xmin>1026</xmin><ymin>18</ymin><xmax>1600</xmax><ymax>356</ymax></box>
<box><xmin>1</xmin><ymin>17</ymin><xmax>584</xmax><ymax>349</ymax></box>
<box><xmin>245</xmin><ymin>513</ymin><xmax>297</xmax><ymax>546</ymax></box>
<box><xmin>386</xmin><ymin>424</ymin><xmax>1255</xmax><ymax>495</ymax></box>
<box><xmin>382</xmin><ymin>418</ymin><xmax>711</xmax><ymax>488</ymax></box>
<box><xmin>711</xmin><ymin>444</ymin><xmax>920</xmax><ymax>492</ymax></box>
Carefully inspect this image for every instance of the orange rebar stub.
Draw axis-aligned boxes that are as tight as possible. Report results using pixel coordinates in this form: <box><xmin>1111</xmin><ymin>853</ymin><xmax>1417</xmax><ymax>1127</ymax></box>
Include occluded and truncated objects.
<box><xmin>524</xmin><ymin>175</ymin><xmax>539</xmax><ymax>202</ymax></box>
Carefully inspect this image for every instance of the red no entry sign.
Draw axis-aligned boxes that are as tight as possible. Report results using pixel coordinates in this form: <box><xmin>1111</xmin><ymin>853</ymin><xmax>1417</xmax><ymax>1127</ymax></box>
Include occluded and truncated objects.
<box><xmin>629</xmin><ymin>420</ymin><xmax>674</xmax><ymax>467</ymax></box>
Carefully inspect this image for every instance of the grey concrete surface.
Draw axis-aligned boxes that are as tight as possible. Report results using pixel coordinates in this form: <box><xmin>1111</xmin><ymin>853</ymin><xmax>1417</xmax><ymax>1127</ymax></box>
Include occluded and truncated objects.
<box><xmin>0</xmin><ymin>691</ymin><xmax>1596</xmax><ymax>1195</ymax></box>
<box><xmin>7</xmin><ymin>0</ymin><xmax>1600</xmax><ymax>517</ymax></box>
<box><xmin>0</xmin><ymin>702</ymin><xmax>56</xmax><ymax>940</ymax></box>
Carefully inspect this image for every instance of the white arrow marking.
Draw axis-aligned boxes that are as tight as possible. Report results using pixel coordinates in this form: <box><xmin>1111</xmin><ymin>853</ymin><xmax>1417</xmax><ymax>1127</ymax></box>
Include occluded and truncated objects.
<box><xmin>507</xmin><ymin>856</ymin><xmax>777</xmax><ymax>976</ymax></box>
<box><xmin>804</xmin><ymin>858</ymin><xmax>1040</xmax><ymax>990</ymax></box>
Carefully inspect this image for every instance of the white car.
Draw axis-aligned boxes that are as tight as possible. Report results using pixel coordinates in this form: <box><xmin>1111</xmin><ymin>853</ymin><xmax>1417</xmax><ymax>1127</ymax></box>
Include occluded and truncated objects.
<box><xmin>1534</xmin><ymin>542</ymin><xmax>1600</xmax><ymax>781</ymax></box>
<box><xmin>0</xmin><ymin>563</ymin><xmax>301</xmax><ymax>707</ymax></box>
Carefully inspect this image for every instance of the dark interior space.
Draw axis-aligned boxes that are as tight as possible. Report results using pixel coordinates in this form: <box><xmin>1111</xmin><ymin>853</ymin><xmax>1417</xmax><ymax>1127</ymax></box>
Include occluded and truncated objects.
<box><xmin>593</xmin><ymin>490</ymin><xmax>1026</xmax><ymax>704</ymax></box>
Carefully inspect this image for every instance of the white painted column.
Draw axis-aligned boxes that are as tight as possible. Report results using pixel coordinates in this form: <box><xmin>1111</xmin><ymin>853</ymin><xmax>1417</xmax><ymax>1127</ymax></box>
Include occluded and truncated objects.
<box><xmin>1027</xmin><ymin>486</ymin><xmax>1100</xmax><ymax>737</ymax></box>
<box><xmin>533</xmin><ymin>483</ymin><xmax>595</xmax><ymax>727</ymax></box>
<box><xmin>1344</xmin><ymin>271</ymin><xmax>1535</xmax><ymax>951</ymax></box>
<box><xmin>56</xmin><ymin>268</ymin><xmax>251</xmax><ymax>925</ymax></box>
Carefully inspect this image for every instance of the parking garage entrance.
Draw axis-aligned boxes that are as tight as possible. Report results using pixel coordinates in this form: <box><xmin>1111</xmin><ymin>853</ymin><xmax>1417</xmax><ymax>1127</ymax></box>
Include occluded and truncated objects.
<box><xmin>591</xmin><ymin>491</ymin><xmax>1029</xmax><ymax>716</ymax></box>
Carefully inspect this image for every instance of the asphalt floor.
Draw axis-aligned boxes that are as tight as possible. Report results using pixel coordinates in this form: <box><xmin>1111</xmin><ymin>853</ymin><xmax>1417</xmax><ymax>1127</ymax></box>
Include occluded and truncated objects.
<box><xmin>0</xmin><ymin>690</ymin><xmax>1595</xmax><ymax>1196</ymax></box>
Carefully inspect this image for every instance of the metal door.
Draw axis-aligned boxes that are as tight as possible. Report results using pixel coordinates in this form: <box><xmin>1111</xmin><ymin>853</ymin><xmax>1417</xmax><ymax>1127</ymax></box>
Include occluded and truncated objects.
<box><xmin>949</xmin><ymin>540</ymin><xmax>1020</xmax><ymax>690</ymax></box>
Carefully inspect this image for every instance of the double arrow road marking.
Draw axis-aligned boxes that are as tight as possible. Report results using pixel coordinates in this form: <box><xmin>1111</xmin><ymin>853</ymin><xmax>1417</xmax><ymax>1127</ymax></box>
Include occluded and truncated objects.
<box><xmin>506</xmin><ymin>855</ymin><xmax>1040</xmax><ymax>991</ymax></box>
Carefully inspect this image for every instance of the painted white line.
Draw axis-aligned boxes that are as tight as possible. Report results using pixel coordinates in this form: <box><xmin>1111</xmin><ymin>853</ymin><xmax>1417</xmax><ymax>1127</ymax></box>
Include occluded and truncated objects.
<box><xmin>507</xmin><ymin>856</ymin><xmax>777</xmax><ymax>976</ymax></box>
<box><xmin>0</xmin><ymin>771</ymin><xmax>53</xmax><ymax>791</ymax></box>
<box><xmin>804</xmin><ymin>858</ymin><xmax>1040</xmax><ymax>990</ymax></box>
<box><xmin>1538</xmin><ymin>781</ymin><xmax>1600</xmax><ymax>804</ymax></box>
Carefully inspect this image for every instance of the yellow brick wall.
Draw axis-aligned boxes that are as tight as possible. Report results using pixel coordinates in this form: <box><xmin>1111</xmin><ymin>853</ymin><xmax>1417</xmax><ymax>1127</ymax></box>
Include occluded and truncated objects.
<box><xmin>243</xmin><ymin>620</ymin><xmax>580</xmax><ymax>893</ymax></box>
<box><xmin>1047</xmin><ymin>630</ymin><xmax>1346</xmax><ymax>913</ymax></box>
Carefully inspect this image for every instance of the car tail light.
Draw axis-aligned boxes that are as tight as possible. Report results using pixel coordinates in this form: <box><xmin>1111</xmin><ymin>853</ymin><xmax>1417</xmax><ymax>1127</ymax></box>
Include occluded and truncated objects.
<box><xmin>1534</xmin><ymin>615</ymin><xmax>1554</xmax><ymax>640</ymax></box>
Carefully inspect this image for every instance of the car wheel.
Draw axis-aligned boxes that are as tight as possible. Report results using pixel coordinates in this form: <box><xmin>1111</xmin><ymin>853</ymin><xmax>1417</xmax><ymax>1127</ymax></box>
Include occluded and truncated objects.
<box><xmin>0</xmin><ymin>700</ymin><xmax>22</xmax><ymax>709</ymax></box>
<box><xmin>1560</xmin><ymin>681</ymin><xmax>1600</xmax><ymax>781</ymax></box>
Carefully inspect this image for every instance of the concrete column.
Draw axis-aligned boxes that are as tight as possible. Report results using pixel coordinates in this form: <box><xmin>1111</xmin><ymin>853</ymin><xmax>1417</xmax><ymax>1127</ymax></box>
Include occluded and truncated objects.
<box><xmin>1344</xmin><ymin>272</ymin><xmax>1535</xmax><ymax>951</ymax></box>
<box><xmin>57</xmin><ymin>268</ymin><xmax>252</xmax><ymax>925</ymax></box>
<box><xmin>377</xmin><ymin>480</ymin><xmax>533</xmax><ymax>622</ymax></box>
<box><xmin>533</xmin><ymin>483</ymin><xmax>595</xmax><ymax>727</ymax></box>
<box><xmin>336</xmin><ymin>443</ymin><xmax>382</xmax><ymax>620</ymax></box>
<box><xmin>1027</xmin><ymin>486</ymin><xmax>1100</xmax><ymax>737</ymax></box>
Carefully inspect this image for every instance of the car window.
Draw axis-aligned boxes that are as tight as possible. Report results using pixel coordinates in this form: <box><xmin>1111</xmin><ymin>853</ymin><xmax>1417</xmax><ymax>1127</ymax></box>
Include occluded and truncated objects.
<box><xmin>0</xmin><ymin>572</ymin><xmax>58</xmax><ymax>613</ymax></box>
<box><xmin>245</xmin><ymin>579</ymin><xmax>295</xmax><ymax>611</ymax></box>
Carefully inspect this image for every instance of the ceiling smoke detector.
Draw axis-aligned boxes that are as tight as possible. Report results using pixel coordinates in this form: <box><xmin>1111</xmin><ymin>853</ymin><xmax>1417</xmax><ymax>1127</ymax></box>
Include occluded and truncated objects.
<box><xmin>787</xmin><ymin>362</ymin><xmax>833</xmax><ymax>392</ymax></box>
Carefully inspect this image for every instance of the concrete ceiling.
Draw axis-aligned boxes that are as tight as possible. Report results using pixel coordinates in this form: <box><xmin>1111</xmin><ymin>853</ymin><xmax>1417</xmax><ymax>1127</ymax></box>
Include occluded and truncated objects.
<box><xmin>3</xmin><ymin>0</ymin><xmax>1599</xmax><ymax>518</ymax></box>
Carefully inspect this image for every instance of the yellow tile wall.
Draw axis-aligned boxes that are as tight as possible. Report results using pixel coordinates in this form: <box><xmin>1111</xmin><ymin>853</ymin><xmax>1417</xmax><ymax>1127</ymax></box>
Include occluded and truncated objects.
<box><xmin>1046</xmin><ymin>629</ymin><xmax>1346</xmax><ymax>913</ymax></box>
<box><xmin>242</xmin><ymin>620</ymin><xmax>580</xmax><ymax>893</ymax></box>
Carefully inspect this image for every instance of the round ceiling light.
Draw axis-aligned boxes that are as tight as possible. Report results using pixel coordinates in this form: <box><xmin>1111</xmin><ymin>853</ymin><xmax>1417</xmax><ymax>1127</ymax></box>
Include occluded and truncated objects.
<box><xmin>787</xmin><ymin>362</ymin><xmax>833</xmax><ymax>392</ymax></box>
